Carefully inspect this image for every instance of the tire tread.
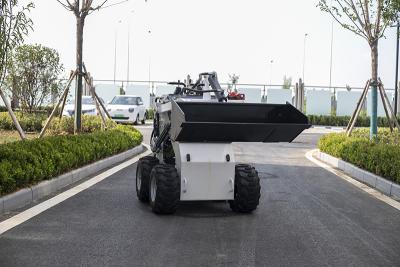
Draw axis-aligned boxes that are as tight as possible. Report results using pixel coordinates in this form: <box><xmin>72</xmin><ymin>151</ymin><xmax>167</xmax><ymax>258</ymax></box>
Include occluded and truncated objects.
<box><xmin>136</xmin><ymin>156</ymin><xmax>159</xmax><ymax>202</ymax></box>
<box><xmin>150</xmin><ymin>164</ymin><xmax>180</xmax><ymax>214</ymax></box>
<box><xmin>229</xmin><ymin>164</ymin><xmax>261</xmax><ymax>213</ymax></box>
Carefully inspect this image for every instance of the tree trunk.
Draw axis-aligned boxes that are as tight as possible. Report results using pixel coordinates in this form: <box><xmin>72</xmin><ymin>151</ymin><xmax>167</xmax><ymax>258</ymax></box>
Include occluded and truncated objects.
<box><xmin>0</xmin><ymin>89</ymin><xmax>26</xmax><ymax>140</ymax></box>
<box><xmin>11</xmin><ymin>89</ymin><xmax>19</xmax><ymax>109</ymax></box>
<box><xmin>371</xmin><ymin>41</ymin><xmax>378</xmax><ymax>82</ymax></box>
<box><xmin>74</xmin><ymin>16</ymin><xmax>84</xmax><ymax>134</ymax></box>
<box><xmin>370</xmin><ymin>40</ymin><xmax>379</xmax><ymax>138</ymax></box>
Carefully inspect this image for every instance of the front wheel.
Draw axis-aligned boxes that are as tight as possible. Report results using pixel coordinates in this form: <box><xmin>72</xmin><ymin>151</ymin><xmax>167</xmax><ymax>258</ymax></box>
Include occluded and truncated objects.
<box><xmin>136</xmin><ymin>156</ymin><xmax>159</xmax><ymax>202</ymax></box>
<box><xmin>134</xmin><ymin>114</ymin><xmax>140</xmax><ymax>125</ymax></box>
<box><xmin>149</xmin><ymin>164</ymin><xmax>180</xmax><ymax>214</ymax></box>
<box><xmin>229</xmin><ymin>164</ymin><xmax>261</xmax><ymax>213</ymax></box>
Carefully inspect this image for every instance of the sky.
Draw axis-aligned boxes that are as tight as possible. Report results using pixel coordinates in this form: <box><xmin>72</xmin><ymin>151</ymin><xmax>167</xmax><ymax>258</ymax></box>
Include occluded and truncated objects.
<box><xmin>20</xmin><ymin>0</ymin><xmax>400</xmax><ymax>89</ymax></box>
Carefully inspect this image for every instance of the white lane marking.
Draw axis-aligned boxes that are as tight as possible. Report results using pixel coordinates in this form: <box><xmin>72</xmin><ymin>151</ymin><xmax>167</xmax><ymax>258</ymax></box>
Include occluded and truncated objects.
<box><xmin>0</xmin><ymin>147</ymin><xmax>151</xmax><ymax>236</ymax></box>
<box><xmin>305</xmin><ymin>149</ymin><xmax>400</xmax><ymax>211</ymax></box>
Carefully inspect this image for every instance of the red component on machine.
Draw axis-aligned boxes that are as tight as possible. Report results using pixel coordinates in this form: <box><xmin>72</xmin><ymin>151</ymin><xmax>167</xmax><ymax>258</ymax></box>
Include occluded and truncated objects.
<box><xmin>227</xmin><ymin>91</ymin><xmax>245</xmax><ymax>100</ymax></box>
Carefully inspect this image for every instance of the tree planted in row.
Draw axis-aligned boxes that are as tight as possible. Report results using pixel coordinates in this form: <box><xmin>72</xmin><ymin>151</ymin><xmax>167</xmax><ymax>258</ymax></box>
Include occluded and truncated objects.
<box><xmin>6</xmin><ymin>44</ymin><xmax>64</xmax><ymax>113</ymax></box>
<box><xmin>57</xmin><ymin>0</ymin><xmax>109</xmax><ymax>133</ymax></box>
<box><xmin>0</xmin><ymin>0</ymin><xmax>34</xmax><ymax>139</ymax></box>
<box><xmin>318</xmin><ymin>0</ymin><xmax>400</xmax><ymax>137</ymax></box>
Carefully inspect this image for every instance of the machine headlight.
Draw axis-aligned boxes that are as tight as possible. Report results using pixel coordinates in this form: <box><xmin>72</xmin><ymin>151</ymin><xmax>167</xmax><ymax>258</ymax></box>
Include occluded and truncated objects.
<box><xmin>128</xmin><ymin>108</ymin><xmax>135</xmax><ymax>113</ymax></box>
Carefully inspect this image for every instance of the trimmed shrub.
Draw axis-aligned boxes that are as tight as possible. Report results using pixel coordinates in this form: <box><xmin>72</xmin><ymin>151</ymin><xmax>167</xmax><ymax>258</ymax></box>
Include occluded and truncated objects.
<box><xmin>0</xmin><ymin>112</ymin><xmax>116</xmax><ymax>134</ymax></box>
<box><xmin>0</xmin><ymin>112</ymin><xmax>46</xmax><ymax>132</ymax></box>
<box><xmin>0</xmin><ymin>125</ymin><xmax>143</xmax><ymax>196</ymax></box>
<box><xmin>46</xmin><ymin>115</ymin><xmax>117</xmax><ymax>135</ymax></box>
<box><xmin>146</xmin><ymin>108</ymin><xmax>155</xmax><ymax>120</ymax></box>
<box><xmin>318</xmin><ymin>129</ymin><xmax>400</xmax><ymax>184</ymax></box>
<box><xmin>308</xmin><ymin>115</ymin><xmax>400</xmax><ymax>127</ymax></box>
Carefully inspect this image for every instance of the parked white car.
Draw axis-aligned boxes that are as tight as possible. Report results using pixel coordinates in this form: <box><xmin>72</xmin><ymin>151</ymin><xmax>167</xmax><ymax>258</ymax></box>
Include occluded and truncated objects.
<box><xmin>107</xmin><ymin>95</ymin><xmax>146</xmax><ymax>125</ymax></box>
<box><xmin>62</xmin><ymin>96</ymin><xmax>104</xmax><ymax>117</ymax></box>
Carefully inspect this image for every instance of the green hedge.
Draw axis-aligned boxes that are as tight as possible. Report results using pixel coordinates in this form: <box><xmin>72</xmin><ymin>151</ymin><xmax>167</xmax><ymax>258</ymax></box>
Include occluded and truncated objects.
<box><xmin>0</xmin><ymin>112</ymin><xmax>115</xmax><ymax>133</ymax></box>
<box><xmin>0</xmin><ymin>125</ymin><xmax>143</xmax><ymax>196</ymax></box>
<box><xmin>146</xmin><ymin>108</ymin><xmax>155</xmax><ymax>120</ymax></box>
<box><xmin>318</xmin><ymin>129</ymin><xmax>400</xmax><ymax>184</ymax></box>
<box><xmin>46</xmin><ymin>115</ymin><xmax>116</xmax><ymax>135</ymax></box>
<box><xmin>0</xmin><ymin>112</ymin><xmax>46</xmax><ymax>132</ymax></box>
<box><xmin>308</xmin><ymin>115</ymin><xmax>400</xmax><ymax>127</ymax></box>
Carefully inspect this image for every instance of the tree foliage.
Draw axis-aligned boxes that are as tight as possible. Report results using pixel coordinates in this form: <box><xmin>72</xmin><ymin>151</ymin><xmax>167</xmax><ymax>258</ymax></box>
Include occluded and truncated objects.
<box><xmin>0</xmin><ymin>0</ymin><xmax>34</xmax><ymax>89</ymax></box>
<box><xmin>318</xmin><ymin>0</ymin><xmax>400</xmax><ymax>137</ymax></box>
<box><xmin>228</xmin><ymin>73</ymin><xmax>240</xmax><ymax>92</ymax></box>
<box><xmin>6</xmin><ymin>44</ymin><xmax>64</xmax><ymax>113</ymax></box>
<box><xmin>57</xmin><ymin>0</ymin><xmax>109</xmax><ymax>18</ymax></box>
<box><xmin>317</xmin><ymin>0</ymin><xmax>399</xmax><ymax>44</ymax></box>
<box><xmin>283</xmin><ymin>75</ymin><xmax>292</xmax><ymax>89</ymax></box>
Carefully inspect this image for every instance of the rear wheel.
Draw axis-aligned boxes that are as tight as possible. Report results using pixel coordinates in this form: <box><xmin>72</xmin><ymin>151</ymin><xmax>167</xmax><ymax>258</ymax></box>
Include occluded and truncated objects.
<box><xmin>149</xmin><ymin>164</ymin><xmax>180</xmax><ymax>214</ymax></box>
<box><xmin>136</xmin><ymin>156</ymin><xmax>159</xmax><ymax>202</ymax></box>
<box><xmin>141</xmin><ymin>112</ymin><xmax>146</xmax><ymax>125</ymax></box>
<box><xmin>134</xmin><ymin>114</ymin><xmax>140</xmax><ymax>125</ymax></box>
<box><xmin>229</xmin><ymin>164</ymin><xmax>261</xmax><ymax>213</ymax></box>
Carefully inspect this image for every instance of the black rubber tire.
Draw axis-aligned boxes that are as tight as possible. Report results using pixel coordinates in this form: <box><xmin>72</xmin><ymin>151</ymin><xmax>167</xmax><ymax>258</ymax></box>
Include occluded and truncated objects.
<box><xmin>136</xmin><ymin>156</ymin><xmax>159</xmax><ymax>202</ymax></box>
<box><xmin>141</xmin><ymin>112</ymin><xmax>147</xmax><ymax>125</ymax></box>
<box><xmin>229</xmin><ymin>164</ymin><xmax>261</xmax><ymax>213</ymax></box>
<box><xmin>149</xmin><ymin>164</ymin><xmax>180</xmax><ymax>214</ymax></box>
<box><xmin>134</xmin><ymin>114</ymin><xmax>139</xmax><ymax>125</ymax></box>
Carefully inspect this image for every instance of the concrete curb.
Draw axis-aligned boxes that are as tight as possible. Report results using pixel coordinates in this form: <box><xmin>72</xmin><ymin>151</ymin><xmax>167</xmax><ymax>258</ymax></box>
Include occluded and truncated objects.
<box><xmin>311</xmin><ymin>126</ymin><xmax>346</xmax><ymax>130</ymax></box>
<box><xmin>315</xmin><ymin>150</ymin><xmax>400</xmax><ymax>201</ymax></box>
<box><xmin>0</xmin><ymin>144</ymin><xmax>146</xmax><ymax>215</ymax></box>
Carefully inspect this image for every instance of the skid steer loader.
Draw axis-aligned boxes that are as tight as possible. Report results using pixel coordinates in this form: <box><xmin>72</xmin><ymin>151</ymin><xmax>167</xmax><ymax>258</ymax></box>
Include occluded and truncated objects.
<box><xmin>136</xmin><ymin>72</ymin><xmax>310</xmax><ymax>214</ymax></box>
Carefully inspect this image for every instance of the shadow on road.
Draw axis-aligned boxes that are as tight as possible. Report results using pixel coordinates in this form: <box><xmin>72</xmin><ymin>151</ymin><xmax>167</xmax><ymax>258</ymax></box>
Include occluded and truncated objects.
<box><xmin>175</xmin><ymin>201</ymin><xmax>246</xmax><ymax>218</ymax></box>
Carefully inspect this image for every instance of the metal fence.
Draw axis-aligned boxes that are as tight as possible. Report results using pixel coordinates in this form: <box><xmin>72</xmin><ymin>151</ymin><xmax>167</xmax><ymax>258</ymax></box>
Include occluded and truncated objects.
<box><xmin>2</xmin><ymin>78</ymin><xmax>397</xmax><ymax>117</ymax></box>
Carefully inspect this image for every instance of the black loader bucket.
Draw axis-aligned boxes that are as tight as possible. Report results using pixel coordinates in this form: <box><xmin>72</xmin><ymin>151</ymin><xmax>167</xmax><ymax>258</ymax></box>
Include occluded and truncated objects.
<box><xmin>170</xmin><ymin>100</ymin><xmax>311</xmax><ymax>143</ymax></box>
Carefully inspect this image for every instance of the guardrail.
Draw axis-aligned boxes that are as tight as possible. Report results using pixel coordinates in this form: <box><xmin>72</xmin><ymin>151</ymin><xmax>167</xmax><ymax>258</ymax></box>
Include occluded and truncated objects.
<box><xmin>2</xmin><ymin>79</ymin><xmax>398</xmax><ymax>117</ymax></box>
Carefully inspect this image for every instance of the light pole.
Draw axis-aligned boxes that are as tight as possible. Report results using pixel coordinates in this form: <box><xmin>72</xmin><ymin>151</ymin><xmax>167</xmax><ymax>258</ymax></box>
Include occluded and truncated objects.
<box><xmin>394</xmin><ymin>22</ymin><xmax>400</xmax><ymax>116</ymax></box>
<box><xmin>114</xmin><ymin>20</ymin><xmax>122</xmax><ymax>84</ymax></box>
<box><xmin>329</xmin><ymin>21</ymin><xmax>334</xmax><ymax>89</ymax></box>
<box><xmin>127</xmin><ymin>10</ymin><xmax>135</xmax><ymax>86</ymax></box>
<box><xmin>268</xmin><ymin>59</ymin><xmax>274</xmax><ymax>86</ymax></box>
<box><xmin>148</xmin><ymin>29</ymin><xmax>152</xmax><ymax>83</ymax></box>
<box><xmin>303</xmin><ymin>33</ymin><xmax>308</xmax><ymax>83</ymax></box>
<box><xmin>127</xmin><ymin>27</ymin><xmax>130</xmax><ymax>85</ymax></box>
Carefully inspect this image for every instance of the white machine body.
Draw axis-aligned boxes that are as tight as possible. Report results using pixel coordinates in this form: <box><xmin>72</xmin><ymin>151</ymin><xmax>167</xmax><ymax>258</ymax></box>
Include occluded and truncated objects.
<box><xmin>172</xmin><ymin>142</ymin><xmax>235</xmax><ymax>201</ymax></box>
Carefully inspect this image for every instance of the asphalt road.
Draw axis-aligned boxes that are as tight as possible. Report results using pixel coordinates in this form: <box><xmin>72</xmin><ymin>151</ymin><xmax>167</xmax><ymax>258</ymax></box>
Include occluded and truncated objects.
<box><xmin>0</xmin><ymin>125</ymin><xmax>399</xmax><ymax>266</ymax></box>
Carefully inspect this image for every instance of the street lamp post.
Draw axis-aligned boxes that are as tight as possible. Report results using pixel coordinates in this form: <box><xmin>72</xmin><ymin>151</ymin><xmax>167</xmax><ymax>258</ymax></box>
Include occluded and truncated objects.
<box><xmin>127</xmin><ymin>10</ymin><xmax>135</xmax><ymax>86</ymax></box>
<box><xmin>148</xmin><ymin>29</ymin><xmax>152</xmax><ymax>83</ymax></box>
<box><xmin>127</xmin><ymin>28</ymin><xmax>130</xmax><ymax>86</ymax></box>
<box><xmin>147</xmin><ymin>29</ymin><xmax>152</xmax><ymax>94</ymax></box>
<box><xmin>114</xmin><ymin>20</ymin><xmax>122</xmax><ymax>84</ymax></box>
<box><xmin>329</xmin><ymin>21</ymin><xmax>334</xmax><ymax>90</ymax></box>
<box><xmin>268</xmin><ymin>59</ymin><xmax>274</xmax><ymax>86</ymax></box>
<box><xmin>395</xmin><ymin>22</ymin><xmax>399</xmax><ymax>116</ymax></box>
<box><xmin>302</xmin><ymin>33</ymin><xmax>308</xmax><ymax>83</ymax></box>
